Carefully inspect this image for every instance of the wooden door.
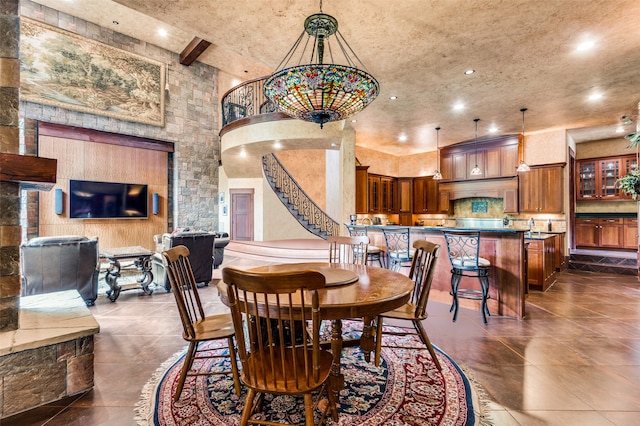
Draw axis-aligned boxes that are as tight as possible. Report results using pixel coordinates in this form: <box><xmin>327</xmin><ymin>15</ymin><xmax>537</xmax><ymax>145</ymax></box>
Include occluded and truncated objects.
<box><xmin>518</xmin><ymin>168</ymin><xmax>538</xmax><ymax>212</ymax></box>
<box><xmin>398</xmin><ymin>178</ymin><xmax>412</xmax><ymax>213</ymax></box>
<box><xmin>230</xmin><ymin>189</ymin><xmax>254</xmax><ymax>241</ymax></box>
<box><xmin>577</xmin><ymin>160</ymin><xmax>598</xmax><ymax>200</ymax></box>
<box><xmin>575</xmin><ymin>218</ymin><xmax>598</xmax><ymax>247</ymax></box>
<box><xmin>440</xmin><ymin>154</ymin><xmax>453</xmax><ymax>181</ymax></box>
<box><xmin>355</xmin><ymin>166</ymin><xmax>369</xmax><ymax>214</ymax></box>
<box><xmin>452</xmin><ymin>153</ymin><xmax>467</xmax><ymax>181</ymax></box>
<box><xmin>539</xmin><ymin>166</ymin><xmax>563</xmax><ymax>213</ymax></box>
<box><xmin>500</xmin><ymin>144</ymin><xmax>518</xmax><ymax>177</ymax></box>
<box><xmin>485</xmin><ymin>148</ymin><xmax>501</xmax><ymax>178</ymax></box>
<box><xmin>527</xmin><ymin>240</ymin><xmax>543</xmax><ymax>286</ymax></box>
<box><xmin>599</xmin><ymin>218</ymin><xmax>623</xmax><ymax>248</ymax></box>
<box><xmin>412</xmin><ymin>177</ymin><xmax>426</xmax><ymax>213</ymax></box>
<box><xmin>623</xmin><ymin>218</ymin><xmax>638</xmax><ymax>249</ymax></box>
<box><xmin>368</xmin><ymin>175</ymin><xmax>380</xmax><ymax>213</ymax></box>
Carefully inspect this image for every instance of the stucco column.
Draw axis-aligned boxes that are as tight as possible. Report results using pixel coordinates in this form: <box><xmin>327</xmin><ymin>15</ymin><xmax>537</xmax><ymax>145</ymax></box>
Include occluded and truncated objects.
<box><xmin>0</xmin><ymin>0</ymin><xmax>21</xmax><ymax>331</ymax></box>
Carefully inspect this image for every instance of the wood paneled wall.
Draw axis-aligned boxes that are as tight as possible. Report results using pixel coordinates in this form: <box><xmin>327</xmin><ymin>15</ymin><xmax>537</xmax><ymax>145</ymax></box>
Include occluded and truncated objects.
<box><xmin>37</xmin><ymin>131</ymin><xmax>169</xmax><ymax>250</ymax></box>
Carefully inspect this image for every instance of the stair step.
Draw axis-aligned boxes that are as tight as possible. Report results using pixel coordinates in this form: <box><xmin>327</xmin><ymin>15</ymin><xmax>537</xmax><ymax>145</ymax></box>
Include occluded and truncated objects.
<box><xmin>568</xmin><ymin>258</ymin><xmax>637</xmax><ymax>275</ymax></box>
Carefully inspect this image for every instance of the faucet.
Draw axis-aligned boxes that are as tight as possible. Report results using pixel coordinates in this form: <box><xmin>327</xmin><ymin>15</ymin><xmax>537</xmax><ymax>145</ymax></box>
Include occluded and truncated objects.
<box><xmin>361</xmin><ymin>217</ymin><xmax>372</xmax><ymax>225</ymax></box>
<box><xmin>528</xmin><ymin>217</ymin><xmax>535</xmax><ymax>229</ymax></box>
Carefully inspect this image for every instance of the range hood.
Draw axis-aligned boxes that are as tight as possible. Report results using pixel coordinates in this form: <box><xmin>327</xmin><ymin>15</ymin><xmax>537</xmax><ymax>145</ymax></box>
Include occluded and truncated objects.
<box><xmin>438</xmin><ymin>177</ymin><xmax>518</xmax><ymax>200</ymax></box>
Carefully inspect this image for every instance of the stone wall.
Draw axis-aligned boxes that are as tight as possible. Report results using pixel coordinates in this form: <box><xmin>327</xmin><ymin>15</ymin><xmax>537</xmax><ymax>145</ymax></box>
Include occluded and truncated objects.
<box><xmin>19</xmin><ymin>0</ymin><xmax>222</xmax><ymax>232</ymax></box>
<box><xmin>0</xmin><ymin>336</ymin><xmax>94</xmax><ymax>418</ymax></box>
<box><xmin>0</xmin><ymin>0</ymin><xmax>21</xmax><ymax>332</ymax></box>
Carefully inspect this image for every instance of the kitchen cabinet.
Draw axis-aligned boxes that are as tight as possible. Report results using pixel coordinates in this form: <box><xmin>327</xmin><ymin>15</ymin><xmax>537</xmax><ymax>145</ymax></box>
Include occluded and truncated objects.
<box><xmin>575</xmin><ymin>217</ymin><xmax>624</xmax><ymax>248</ymax></box>
<box><xmin>576</xmin><ymin>155</ymin><xmax>637</xmax><ymax>201</ymax></box>
<box><xmin>527</xmin><ymin>235</ymin><xmax>556</xmax><ymax>291</ymax></box>
<box><xmin>412</xmin><ymin>176</ymin><xmax>438</xmax><ymax>213</ymax></box>
<box><xmin>380</xmin><ymin>176</ymin><xmax>398</xmax><ymax>213</ymax></box>
<box><xmin>519</xmin><ymin>164</ymin><xmax>564</xmax><ymax>213</ymax></box>
<box><xmin>485</xmin><ymin>144</ymin><xmax>518</xmax><ymax>178</ymax></box>
<box><xmin>398</xmin><ymin>178</ymin><xmax>413</xmax><ymax>225</ymax></box>
<box><xmin>439</xmin><ymin>136</ymin><xmax>519</xmax><ymax>182</ymax></box>
<box><xmin>368</xmin><ymin>175</ymin><xmax>380</xmax><ymax>213</ymax></box>
<box><xmin>368</xmin><ymin>174</ymin><xmax>397</xmax><ymax>214</ymax></box>
<box><xmin>355</xmin><ymin>166</ymin><xmax>369</xmax><ymax>214</ymax></box>
<box><xmin>553</xmin><ymin>233</ymin><xmax>566</xmax><ymax>271</ymax></box>
<box><xmin>623</xmin><ymin>217</ymin><xmax>638</xmax><ymax>250</ymax></box>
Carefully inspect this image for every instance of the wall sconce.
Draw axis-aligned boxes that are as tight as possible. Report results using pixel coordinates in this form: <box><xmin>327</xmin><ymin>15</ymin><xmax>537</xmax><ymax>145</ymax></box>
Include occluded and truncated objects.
<box><xmin>219</xmin><ymin>192</ymin><xmax>225</xmax><ymax>203</ymax></box>
<box><xmin>152</xmin><ymin>193</ymin><xmax>159</xmax><ymax>215</ymax></box>
<box><xmin>54</xmin><ymin>188</ymin><xmax>63</xmax><ymax>215</ymax></box>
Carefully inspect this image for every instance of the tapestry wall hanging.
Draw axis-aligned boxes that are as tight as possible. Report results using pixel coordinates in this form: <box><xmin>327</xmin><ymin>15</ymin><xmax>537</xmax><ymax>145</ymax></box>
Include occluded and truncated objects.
<box><xmin>20</xmin><ymin>17</ymin><xmax>166</xmax><ymax>127</ymax></box>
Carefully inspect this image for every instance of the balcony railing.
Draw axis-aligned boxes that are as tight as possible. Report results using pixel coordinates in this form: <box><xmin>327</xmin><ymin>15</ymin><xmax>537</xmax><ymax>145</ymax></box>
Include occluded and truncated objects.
<box><xmin>221</xmin><ymin>76</ymin><xmax>278</xmax><ymax>127</ymax></box>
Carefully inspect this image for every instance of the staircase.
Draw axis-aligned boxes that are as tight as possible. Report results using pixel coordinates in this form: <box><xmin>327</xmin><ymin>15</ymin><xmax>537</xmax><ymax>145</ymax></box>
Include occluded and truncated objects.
<box><xmin>262</xmin><ymin>153</ymin><xmax>339</xmax><ymax>239</ymax></box>
<box><xmin>568</xmin><ymin>249</ymin><xmax>638</xmax><ymax>276</ymax></box>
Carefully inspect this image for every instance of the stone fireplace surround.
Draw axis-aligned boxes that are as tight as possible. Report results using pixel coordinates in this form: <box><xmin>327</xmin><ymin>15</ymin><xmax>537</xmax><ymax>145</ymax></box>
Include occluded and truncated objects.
<box><xmin>0</xmin><ymin>290</ymin><xmax>99</xmax><ymax>419</ymax></box>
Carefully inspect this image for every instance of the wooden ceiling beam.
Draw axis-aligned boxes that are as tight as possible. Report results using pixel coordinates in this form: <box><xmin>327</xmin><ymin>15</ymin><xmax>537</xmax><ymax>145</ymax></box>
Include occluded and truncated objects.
<box><xmin>179</xmin><ymin>37</ymin><xmax>212</xmax><ymax>66</ymax></box>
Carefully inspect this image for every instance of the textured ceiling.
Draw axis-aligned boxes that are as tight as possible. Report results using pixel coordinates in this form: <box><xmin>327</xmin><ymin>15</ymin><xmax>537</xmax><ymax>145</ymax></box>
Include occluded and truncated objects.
<box><xmin>31</xmin><ymin>0</ymin><xmax>640</xmax><ymax>155</ymax></box>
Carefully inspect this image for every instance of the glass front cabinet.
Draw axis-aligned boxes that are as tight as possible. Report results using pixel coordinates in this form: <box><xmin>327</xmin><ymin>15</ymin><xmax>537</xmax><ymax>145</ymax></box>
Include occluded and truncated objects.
<box><xmin>577</xmin><ymin>155</ymin><xmax>637</xmax><ymax>201</ymax></box>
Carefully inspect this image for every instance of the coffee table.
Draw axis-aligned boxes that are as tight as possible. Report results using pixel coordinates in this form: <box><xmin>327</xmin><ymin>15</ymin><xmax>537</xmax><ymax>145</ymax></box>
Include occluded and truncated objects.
<box><xmin>100</xmin><ymin>246</ymin><xmax>154</xmax><ymax>302</ymax></box>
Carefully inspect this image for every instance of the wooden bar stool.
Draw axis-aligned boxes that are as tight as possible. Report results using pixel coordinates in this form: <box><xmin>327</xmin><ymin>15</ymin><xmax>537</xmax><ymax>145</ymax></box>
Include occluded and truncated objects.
<box><xmin>442</xmin><ymin>231</ymin><xmax>491</xmax><ymax>324</ymax></box>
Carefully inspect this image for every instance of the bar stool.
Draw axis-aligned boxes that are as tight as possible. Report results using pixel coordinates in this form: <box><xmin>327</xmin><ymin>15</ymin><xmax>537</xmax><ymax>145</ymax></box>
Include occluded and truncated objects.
<box><xmin>442</xmin><ymin>231</ymin><xmax>491</xmax><ymax>324</ymax></box>
<box><xmin>381</xmin><ymin>227</ymin><xmax>412</xmax><ymax>272</ymax></box>
<box><xmin>345</xmin><ymin>224</ymin><xmax>384</xmax><ymax>267</ymax></box>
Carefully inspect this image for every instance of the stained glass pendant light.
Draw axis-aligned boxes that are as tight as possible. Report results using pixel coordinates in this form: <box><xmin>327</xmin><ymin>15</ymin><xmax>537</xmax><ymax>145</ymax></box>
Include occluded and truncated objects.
<box><xmin>433</xmin><ymin>127</ymin><xmax>443</xmax><ymax>180</ymax></box>
<box><xmin>516</xmin><ymin>107</ymin><xmax>531</xmax><ymax>172</ymax></box>
<box><xmin>263</xmin><ymin>1</ymin><xmax>379</xmax><ymax>128</ymax></box>
<box><xmin>470</xmin><ymin>118</ymin><xmax>482</xmax><ymax>176</ymax></box>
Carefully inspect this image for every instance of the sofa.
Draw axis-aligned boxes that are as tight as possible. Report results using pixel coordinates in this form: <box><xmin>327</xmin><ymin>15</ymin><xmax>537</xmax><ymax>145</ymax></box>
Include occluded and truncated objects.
<box><xmin>20</xmin><ymin>235</ymin><xmax>100</xmax><ymax>306</ymax></box>
<box><xmin>152</xmin><ymin>231</ymin><xmax>217</xmax><ymax>291</ymax></box>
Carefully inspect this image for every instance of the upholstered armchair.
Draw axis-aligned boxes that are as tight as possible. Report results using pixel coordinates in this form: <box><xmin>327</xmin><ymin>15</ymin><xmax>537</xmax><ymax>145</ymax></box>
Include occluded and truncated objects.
<box><xmin>20</xmin><ymin>235</ymin><xmax>100</xmax><ymax>306</ymax></box>
<box><xmin>152</xmin><ymin>231</ymin><xmax>216</xmax><ymax>291</ymax></box>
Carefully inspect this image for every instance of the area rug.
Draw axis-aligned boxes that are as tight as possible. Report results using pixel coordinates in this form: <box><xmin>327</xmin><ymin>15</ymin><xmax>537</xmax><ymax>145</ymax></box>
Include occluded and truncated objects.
<box><xmin>136</xmin><ymin>323</ymin><xmax>491</xmax><ymax>425</ymax></box>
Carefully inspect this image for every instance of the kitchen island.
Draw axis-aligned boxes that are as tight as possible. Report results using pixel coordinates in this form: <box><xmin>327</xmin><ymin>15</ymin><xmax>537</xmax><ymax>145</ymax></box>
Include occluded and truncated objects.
<box><xmin>363</xmin><ymin>225</ymin><xmax>528</xmax><ymax>320</ymax></box>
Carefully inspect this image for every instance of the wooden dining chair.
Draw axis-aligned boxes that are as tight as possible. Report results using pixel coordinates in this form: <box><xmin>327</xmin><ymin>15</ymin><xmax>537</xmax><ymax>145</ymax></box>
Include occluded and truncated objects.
<box><xmin>374</xmin><ymin>240</ymin><xmax>442</xmax><ymax>371</ymax></box>
<box><xmin>327</xmin><ymin>235</ymin><xmax>369</xmax><ymax>265</ymax></box>
<box><xmin>161</xmin><ymin>246</ymin><xmax>241</xmax><ymax>401</ymax></box>
<box><xmin>221</xmin><ymin>267</ymin><xmax>338</xmax><ymax>426</ymax></box>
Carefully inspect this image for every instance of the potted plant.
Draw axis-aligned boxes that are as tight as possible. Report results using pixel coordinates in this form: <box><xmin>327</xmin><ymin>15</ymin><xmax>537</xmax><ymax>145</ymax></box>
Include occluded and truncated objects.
<box><xmin>616</xmin><ymin>132</ymin><xmax>640</xmax><ymax>199</ymax></box>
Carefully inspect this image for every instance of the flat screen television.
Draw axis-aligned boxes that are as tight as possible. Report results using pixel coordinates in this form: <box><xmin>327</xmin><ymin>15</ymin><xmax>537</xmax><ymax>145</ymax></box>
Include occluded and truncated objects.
<box><xmin>69</xmin><ymin>180</ymin><xmax>148</xmax><ymax>219</ymax></box>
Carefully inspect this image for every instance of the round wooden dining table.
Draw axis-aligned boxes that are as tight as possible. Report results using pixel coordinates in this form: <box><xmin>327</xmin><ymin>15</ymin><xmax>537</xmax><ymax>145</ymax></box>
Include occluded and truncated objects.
<box><xmin>218</xmin><ymin>262</ymin><xmax>414</xmax><ymax>404</ymax></box>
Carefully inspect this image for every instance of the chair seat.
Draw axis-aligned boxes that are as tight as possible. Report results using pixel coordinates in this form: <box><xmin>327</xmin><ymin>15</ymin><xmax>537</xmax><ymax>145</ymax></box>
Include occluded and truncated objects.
<box><xmin>388</xmin><ymin>250</ymin><xmax>412</xmax><ymax>261</ymax></box>
<box><xmin>189</xmin><ymin>313</ymin><xmax>236</xmax><ymax>341</ymax></box>
<box><xmin>380</xmin><ymin>302</ymin><xmax>426</xmax><ymax>321</ymax></box>
<box><xmin>451</xmin><ymin>256</ymin><xmax>490</xmax><ymax>269</ymax></box>
<box><xmin>244</xmin><ymin>348</ymin><xmax>333</xmax><ymax>393</ymax></box>
<box><xmin>367</xmin><ymin>245</ymin><xmax>382</xmax><ymax>254</ymax></box>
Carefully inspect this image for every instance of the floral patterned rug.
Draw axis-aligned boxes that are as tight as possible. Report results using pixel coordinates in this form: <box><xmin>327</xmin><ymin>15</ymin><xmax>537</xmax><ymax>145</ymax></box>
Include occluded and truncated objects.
<box><xmin>136</xmin><ymin>323</ymin><xmax>490</xmax><ymax>425</ymax></box>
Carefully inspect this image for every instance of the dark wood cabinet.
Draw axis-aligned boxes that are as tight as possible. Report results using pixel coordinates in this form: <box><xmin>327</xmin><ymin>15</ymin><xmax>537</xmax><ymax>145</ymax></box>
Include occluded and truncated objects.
<box><xmin>519</xmin><ymin>164</ymin><xmax>564</xmax><ymax>213</ymax></box>
<box><xmin>527</xmin><ymin>236</ymin><xmax>556</xmax><ymax>291</ymax></box>
<box><xmin>380</xmin><ymin>176</ymin><xmax>397</xmax><ymax>213</ymax></box>
<box><xmin>575</xmin><ymin>217</ymin><xmax>624</xmax><ymax>248</ymax></box>
<box><xmin>412</xmin><ymin>176</ymin><xmax>438</xmax><ymax>213</ymax></box>
<box><xmin>355</xmin><ymin>166</ymin><xmax>369</xmax><ymax>214</ymax></box>
<box><xmin>576</xmin><ymin>155</ymin><xmax>638</xmax><ymax>201</ymax></box>
<box><xmin>439</xmin><ymin>135</ymin><xmax>519</xmax><ymax>182</ymax></box>
<box><xmin>367</xmin><ymin>174</ymin><xmax>397</xmax><ymax>214</ymax></box>
<box><xmin>623</xmin><ymin>218</ymin><xmax>638</xmax><ymax>250</ymax></box>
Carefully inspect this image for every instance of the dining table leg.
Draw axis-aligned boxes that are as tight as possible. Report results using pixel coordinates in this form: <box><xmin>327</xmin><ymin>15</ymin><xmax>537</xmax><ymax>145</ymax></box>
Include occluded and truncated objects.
<box><xmin>360</xmin><ymin>316</ymin><xmax>376</xmax><ymax>362</ymax></box>
<box><xmin>328</xmin><ymin>319</ymin><xmax>344</xmax><ymax>420</ymax></box>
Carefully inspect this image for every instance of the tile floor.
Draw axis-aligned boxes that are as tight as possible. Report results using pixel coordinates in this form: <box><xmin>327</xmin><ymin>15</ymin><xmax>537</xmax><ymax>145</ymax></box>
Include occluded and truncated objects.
<box><xmin>3</xmin><ymin>263</ymin><xmax>640</xmax><ymax>425</ymax></box>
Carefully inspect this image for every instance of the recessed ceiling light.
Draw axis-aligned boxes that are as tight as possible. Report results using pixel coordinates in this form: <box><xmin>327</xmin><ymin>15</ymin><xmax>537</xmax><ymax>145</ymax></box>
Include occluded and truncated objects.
<box><xmin>351</xmin><ymin>119</ymin><xmax>357</xmax><ymax>123</ymax></box>
<box><xmin>273</xmin><ymin>141</ymin><xmax>282</xmax><ymax>149</ymax></box>
<box><xmin>157</xmin><ymin>28</ymin><xmax>168</xmax><ymax>37</ymax></box>
<box><xmin>588</xmin><ymin>92</ymin><xmax>603</xmax><ymax>101</ymax></box>
<box><xmin>576</xmin><ymin>40</ymin><xmax>596</xmax><ymax>52</ymax></box>
<box><xmin>488</xmin><ymin>125</ymin><xmax>498</xmax><ymax>133</ymax></box>
<box><xmin>389</xmin><ymin>96</ymin><xmax>398</xmax><ymax>100</ymax></box>
<box><xmin>453</xmin><ymin>102</ymin><xmax>465</xmax><ymax>111</ymax></box>
<box><xmin>398</xmin><ymin>134</ymin><xmax>407</xmax><ymax>142</ymax></box>
<box><xmin>240</xmin><ymin>149</ymin><xmax>247</xmax><ymax>157</ymax></box>
<box><xmin>464</xmin><ymin>69</ymin><xmax>475</xmax><ymax>75</ymax></box>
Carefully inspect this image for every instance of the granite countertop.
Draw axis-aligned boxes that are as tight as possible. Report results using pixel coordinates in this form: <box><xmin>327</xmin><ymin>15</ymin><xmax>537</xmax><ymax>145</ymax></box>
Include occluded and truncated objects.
<box><xmin>361</xmin><ymin>225</ymin><xmax>526</xmax><ymax>233</ymax></box>
<box><xmin>524</xmin><ymin>232</ymin><xmax>556</xmax><ymax>240</ymax></box>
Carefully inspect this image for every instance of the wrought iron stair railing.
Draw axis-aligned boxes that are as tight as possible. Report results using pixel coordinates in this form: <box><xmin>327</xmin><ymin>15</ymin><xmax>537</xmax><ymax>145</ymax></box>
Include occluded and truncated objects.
<box><xmin>262</xmin><ymin>153</ymin><xmax>339</xmax><ymax>239</ymax></box>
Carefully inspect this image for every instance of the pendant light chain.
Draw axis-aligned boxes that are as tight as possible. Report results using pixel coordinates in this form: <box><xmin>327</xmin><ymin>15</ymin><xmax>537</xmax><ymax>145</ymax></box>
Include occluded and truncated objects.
<box><xmin>433</xmin><ymin>127</ymin><xmax>443</xmax><ymax>180</ymax></box>
<box><xmin>516</xmin><ymin>107</ymin><xmax>531</xmax><ymax>172</ymax></box>
<box><xmin>470</xmin><ymin>118</ymin><xmax>482</xmax><ymax>176</ymax></box>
